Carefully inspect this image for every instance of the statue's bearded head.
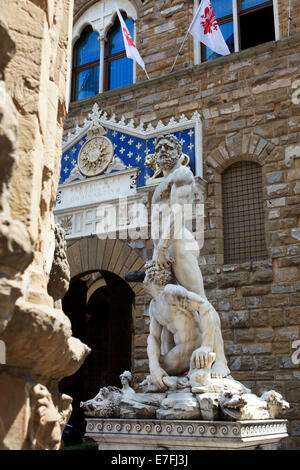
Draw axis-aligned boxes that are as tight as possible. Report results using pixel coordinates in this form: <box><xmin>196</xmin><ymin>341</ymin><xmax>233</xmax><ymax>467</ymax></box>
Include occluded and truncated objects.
<box><xmin>154</xmin><ymin>134</ymin><xmax>182</xmax><ymax>172</ymax></box>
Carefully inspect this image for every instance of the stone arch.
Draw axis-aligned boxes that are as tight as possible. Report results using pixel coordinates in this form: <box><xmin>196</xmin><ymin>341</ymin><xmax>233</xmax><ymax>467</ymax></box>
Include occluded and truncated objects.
<box><xmin>206</xmin><ymin>131</ymin><xmax>276</xmax><ymax>174</ymax></box>
<box><xmin>67</xmin><ymin>237</ymin><xmax>145</xmax><ymax>296</ymax></box>
<box><xmin>73</xmin><ymin>0</ymin><xmax>138</xmax><ymax>45</ymax></box>
<box><xmin>204</xmin><ymin>132</ymin><xmax>277</xmax><ymax>265</ymax></box>
<box><xmin>61</xmin><ymin>237</ymin><xmax>142</xmax><ymax>444</ymax></box>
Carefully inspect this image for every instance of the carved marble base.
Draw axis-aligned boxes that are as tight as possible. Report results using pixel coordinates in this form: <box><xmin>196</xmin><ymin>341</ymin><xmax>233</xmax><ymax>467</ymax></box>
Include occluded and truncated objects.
<box><xmin>85</xmin><ymin>418</ymin><xmax>288</xmax><ymax>450</ymax></box>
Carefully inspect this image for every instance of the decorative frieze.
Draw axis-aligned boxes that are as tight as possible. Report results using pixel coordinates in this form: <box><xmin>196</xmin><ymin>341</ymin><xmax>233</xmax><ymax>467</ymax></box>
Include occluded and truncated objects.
<box><xmin>85</xmin><ymin>417</ymin><xmax>288</xmax><ymax>450</ymax></box>
<box><xmin>86</xmin><ymin>418</ymin><xmax>287</xmax><ymax>438</ymax></box>
<box><xmin>54</xmin><ymin>175</ymin><xmax>206</xmax><ymax>240</ymax></box>
<box><xmin>55</xmin><ymin>168</ymin><xmax>139</xmax><ymax>211</ymax></box>
<box><xmin>55</xmin><ymin>185</ymin><xmax>149</xmax><ymax>240</ymax></box>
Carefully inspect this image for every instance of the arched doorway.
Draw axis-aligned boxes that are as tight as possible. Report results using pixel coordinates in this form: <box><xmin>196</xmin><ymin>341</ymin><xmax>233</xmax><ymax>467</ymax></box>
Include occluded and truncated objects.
<box><xmin>59</xmin><ymin>237</ymin><xmax>145</xmax><ymax>445</ymax></box>
<box><xmin>59</xmin><ymin>269</ymin><xmax>135</xmax><ymax>445</ymax></box>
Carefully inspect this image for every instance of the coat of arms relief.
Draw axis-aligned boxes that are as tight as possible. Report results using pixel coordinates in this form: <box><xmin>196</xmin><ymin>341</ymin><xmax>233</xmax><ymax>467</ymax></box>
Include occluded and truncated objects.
<box><xmin>78</xmin><ymin>135</ymin><xmax>114</xmax><ymax>177</ymax></box>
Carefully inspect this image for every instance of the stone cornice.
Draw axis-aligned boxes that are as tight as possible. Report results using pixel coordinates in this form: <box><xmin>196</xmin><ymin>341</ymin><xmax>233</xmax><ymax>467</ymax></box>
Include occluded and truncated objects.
<box><xmin>86</xmin><ymin>417</ymin><xmax>288</xmax><ymax>439</ymax></box>
<box><xmin>85</xmin><ymin>417</ymin><xmax>288</xmax><ymax>450</ymax></box>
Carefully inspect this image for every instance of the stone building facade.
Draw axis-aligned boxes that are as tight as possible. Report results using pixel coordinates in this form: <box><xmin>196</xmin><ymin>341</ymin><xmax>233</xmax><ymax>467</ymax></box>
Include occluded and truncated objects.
<box><xmin>59</xmin><ymin>0</ymin><xmax>300</xmax><ymax>449</ymax></box>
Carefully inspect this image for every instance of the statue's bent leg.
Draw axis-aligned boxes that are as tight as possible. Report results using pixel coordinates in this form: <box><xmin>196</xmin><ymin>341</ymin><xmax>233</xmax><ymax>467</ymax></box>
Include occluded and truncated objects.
<box><xmin>172</xmin><ymin>238</ymin><xmax>205</xmax><ymax>298</ymax></box>
<box><xmin>190</xmin><ymin>301</ymin><xmax>215</xmax><ymax>370</ymax></box>
<box><xmin>211</xmin><ymin>305</ymin><xmax>230</xmax><ymax>378</ymax></box>
<box><xmin>161</xmin><ymin>340</ymin><xmax>200</xmax><ymax>376</ymax></box>
<box><xmin>171</xmin><ymin>237</ymin><xmax>230</xmax><ymax>378</ymax></box>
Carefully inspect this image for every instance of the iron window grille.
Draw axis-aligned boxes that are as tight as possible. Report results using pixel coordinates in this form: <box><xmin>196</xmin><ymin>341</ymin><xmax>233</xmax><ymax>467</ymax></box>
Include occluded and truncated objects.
<box><xmin>222</xmin><ymin>161</ymin><xmax>268</xmax><ymax>264</ymax></box>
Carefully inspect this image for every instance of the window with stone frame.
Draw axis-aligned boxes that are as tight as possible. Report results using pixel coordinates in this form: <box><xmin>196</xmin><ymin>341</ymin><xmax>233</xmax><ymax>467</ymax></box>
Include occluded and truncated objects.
<box><xmin>104</xmin><ymin>14</ymin><xmax>134</xmax><ymax>91</ymax></box>
<box><xmin>222</xmin><ymin>161</ymin><xmax>268</xmax><ymax>264</ymax></box>
<box><xmin>72</xmin><ymin>27</ymin><xmax>100</xmax><ymax>102</ymax></box>
<box><xmin>71</xmin><ymin>9</ymin><xmax>135</xmax><ymax>101</ymax></box>
<box><xmin>201</xmin><ymin>0</ymin><xmax>277</xmax><ymax>62</ymax></box>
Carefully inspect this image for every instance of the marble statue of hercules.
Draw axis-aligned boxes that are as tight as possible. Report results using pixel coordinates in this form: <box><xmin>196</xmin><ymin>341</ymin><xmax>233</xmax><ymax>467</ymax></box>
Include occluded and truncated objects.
<box><xmin>149</xmin><ymin>133</ymin><xmax>230</xmax><ymax>388</ymax></box>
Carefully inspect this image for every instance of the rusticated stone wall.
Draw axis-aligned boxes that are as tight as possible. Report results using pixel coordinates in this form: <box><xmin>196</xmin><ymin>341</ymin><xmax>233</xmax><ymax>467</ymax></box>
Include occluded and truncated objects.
<box><xmin>64</xmin><ymin>0</ymin><xmax>300</xmax><ymax>450</ymax></box>
<box><xmin>0</xmin><ymin>1</ymin><xmax>90</xmax><ymax>450</ymax></box>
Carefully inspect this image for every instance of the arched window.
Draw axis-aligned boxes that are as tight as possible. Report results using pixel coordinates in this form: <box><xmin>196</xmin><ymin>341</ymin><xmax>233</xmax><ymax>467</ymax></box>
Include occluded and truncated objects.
<box><xmin>105</xmin><ymin>14</ymin><xmax>134</xmax><ymax>91</ymax></box>
<box><xmin>72</xmin><ymin>27</ymin><xmax>100</xmax><ymax>101</ymax></box>
<box><xmin>222</xmin><ymin>161</ymin><xmax>267</xmax><ymax>264</ymax></box>
<box><xmin>71</xmin><ymin>6</ymin><xmax>136</xmax><ymax>101</ymax></box>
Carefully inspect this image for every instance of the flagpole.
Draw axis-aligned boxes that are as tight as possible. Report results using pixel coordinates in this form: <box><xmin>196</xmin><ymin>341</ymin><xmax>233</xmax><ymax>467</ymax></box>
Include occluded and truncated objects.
<box><xmin>170</xmin><ymin>0</ymin><xmax>203</xmax><ymax>73</ymax></box>
<box><xmin>170</xmin><ymin>28</ymin><xmax>190</xmax><ymax>73</ymax></box>
<box><xmin>288</xmin><ymin>0</ymin><xmax>292</xmax><ymax>37</ymax></box>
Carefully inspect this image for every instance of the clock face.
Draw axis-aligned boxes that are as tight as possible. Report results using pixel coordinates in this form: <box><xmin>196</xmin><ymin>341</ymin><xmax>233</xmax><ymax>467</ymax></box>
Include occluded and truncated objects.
<box><xmin>78</xmin><ymin>136</ymin><xmax>114</xmax><ymax>177</ymax></box>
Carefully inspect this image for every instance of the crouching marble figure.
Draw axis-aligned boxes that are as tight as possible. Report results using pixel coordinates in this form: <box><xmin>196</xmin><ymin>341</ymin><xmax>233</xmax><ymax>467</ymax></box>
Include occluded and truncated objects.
<box><xmin>143</xmin><ymin>259</ymin><xmax>228</xmax><ymax>392</ymax></box>
<box><xmin>81</xmin><ymin>134</ymin><xmax>289</xmax><ymax>426</ymax></box>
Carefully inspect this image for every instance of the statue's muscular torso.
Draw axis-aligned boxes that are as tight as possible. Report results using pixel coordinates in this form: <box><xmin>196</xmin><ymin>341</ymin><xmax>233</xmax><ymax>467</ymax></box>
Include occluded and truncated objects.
<box><xmin>151</xmin><ymin>165</ymin><xmax>195</xmax><ymax>250</ymax></box>
<box><xmin>152</xmin><ymin>165</ymin><xmax>195</xmax><ymax>205</ymax></box>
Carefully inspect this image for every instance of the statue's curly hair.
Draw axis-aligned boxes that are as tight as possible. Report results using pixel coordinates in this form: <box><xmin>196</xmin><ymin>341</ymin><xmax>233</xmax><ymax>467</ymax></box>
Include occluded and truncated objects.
<box><xmin>144</xmin><ymin>260</ymin><xmax>173</xmax><ymax>287</ymax></box>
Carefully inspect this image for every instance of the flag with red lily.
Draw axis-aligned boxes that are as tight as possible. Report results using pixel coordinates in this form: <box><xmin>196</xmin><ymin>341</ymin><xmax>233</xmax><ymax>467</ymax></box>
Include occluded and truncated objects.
<box><xmin>188</xmin><ymin>0</ymin><xmax>231</xmax><ymax>56</ymax></box>
<box><xmin>115</xmin><ymin>7</ymin><xmax>146</xmax><ymax>72</ymax></box>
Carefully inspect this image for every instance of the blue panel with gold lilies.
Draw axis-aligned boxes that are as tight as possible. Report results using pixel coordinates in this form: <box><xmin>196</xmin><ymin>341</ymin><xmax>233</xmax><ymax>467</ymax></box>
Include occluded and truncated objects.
<box><xmin>60</xmin><ymin>127</ymin><xmax>196</xmax><ymax>188</ymax></box>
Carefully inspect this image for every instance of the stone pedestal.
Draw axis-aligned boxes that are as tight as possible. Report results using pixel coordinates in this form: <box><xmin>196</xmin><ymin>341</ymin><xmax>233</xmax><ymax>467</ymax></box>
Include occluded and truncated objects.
<box><xmin>85</xmin><ymin>418</ymin><xmax>288</xmax><ymax>450</ymax></box>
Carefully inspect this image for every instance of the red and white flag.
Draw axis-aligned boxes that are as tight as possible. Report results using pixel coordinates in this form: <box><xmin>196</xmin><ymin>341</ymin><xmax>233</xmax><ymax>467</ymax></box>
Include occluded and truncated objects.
<box><xmin>115</xmin><ymin>7</ymin><xmax>146</xmax><ymax>72</ymax></box>
<box><xmin>188</xmin><ymin>0</ymin><xmax>230</xmax><ymax>56</ymax></box>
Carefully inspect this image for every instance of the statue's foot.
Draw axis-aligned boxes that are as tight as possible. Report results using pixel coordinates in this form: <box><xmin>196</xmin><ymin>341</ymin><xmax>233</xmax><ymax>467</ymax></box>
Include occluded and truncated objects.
<box><xmin>206</xmin><ymin>351</ymin><xmax>216</xmax><ymax>369</ymax></box>
<box><xmin>211</xmin><ymin>361</ymin><xmax>230</xmax><ymax>379</ymax></box>
<box><xmin>190</xmin><ymin>348</ymin><xmax>216</xmax><ymax>370</ymax></box>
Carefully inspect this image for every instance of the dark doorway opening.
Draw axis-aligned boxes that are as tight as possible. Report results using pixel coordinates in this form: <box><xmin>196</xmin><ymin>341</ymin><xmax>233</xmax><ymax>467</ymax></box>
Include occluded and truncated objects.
<box><xmin>59</xmin><ymin>270</ymin><xmax>134</xmax><ymax>445</ymax></box>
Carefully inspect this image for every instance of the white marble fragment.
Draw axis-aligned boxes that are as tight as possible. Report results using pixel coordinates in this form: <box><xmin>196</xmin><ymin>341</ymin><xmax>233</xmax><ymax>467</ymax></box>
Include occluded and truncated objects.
<box><xmin>197</xmin><ymin>393</ymin><xmax>220</xmax><ymax>421</ymax></box>
<box><xmin>156</xmin><ymin>392</ymin><xmax>201</xmax><ymax>420</ymax></box>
